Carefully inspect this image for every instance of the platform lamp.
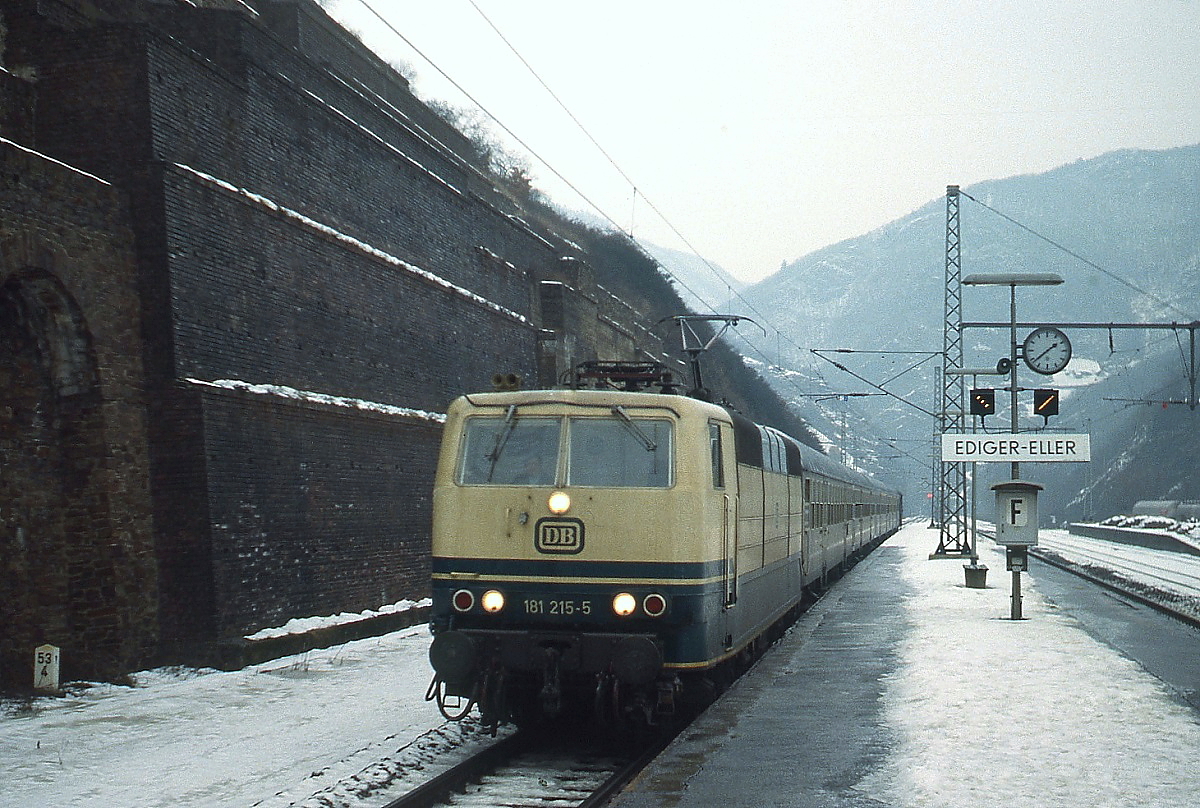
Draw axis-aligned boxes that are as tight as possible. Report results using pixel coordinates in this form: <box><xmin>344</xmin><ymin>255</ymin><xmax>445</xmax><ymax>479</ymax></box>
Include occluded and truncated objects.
<box><xmin>962</xmin><ymin>273</ymin><xmax>1063</xmax><ymax>618</ymax></box>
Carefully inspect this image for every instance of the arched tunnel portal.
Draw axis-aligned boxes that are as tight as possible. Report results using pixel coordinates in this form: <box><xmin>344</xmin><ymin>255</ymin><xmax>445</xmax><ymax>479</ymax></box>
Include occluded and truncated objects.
<box><xmin>0</xmin><ymin>268</ymin><xmax>130</xmax><ymax>687</ymax></box>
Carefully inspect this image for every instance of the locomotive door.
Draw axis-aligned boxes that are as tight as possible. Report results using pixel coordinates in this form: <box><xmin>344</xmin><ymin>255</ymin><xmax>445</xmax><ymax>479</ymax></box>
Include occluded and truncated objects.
<box><xmin>723</xmin><ymin>494</ymin><xmax>737</xmax><ymax>606</ymax></box>
<box><xmin>712</xmin><ymin>421</ymin><xmax>738</xmax><ymax>607</ymax></box>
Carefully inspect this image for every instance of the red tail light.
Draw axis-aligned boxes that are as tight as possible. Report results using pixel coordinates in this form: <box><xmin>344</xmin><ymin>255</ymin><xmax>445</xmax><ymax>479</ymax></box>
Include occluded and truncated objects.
<box><xmin>642</xmin><ymin>593</ymin><xmax>667</xmax><ymax>617</ymax></box>
<box><xmin>452</xmin><ymin>589</ymin><xmax>475</xmax><ymax>612</ymax></box>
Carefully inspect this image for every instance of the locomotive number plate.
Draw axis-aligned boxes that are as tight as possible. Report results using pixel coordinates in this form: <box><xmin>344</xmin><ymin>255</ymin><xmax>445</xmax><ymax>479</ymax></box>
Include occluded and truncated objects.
<box><xmin>523</xmin><ymin>598</ymin><xmax>593</xmax><ymax>616</ymax></box>
<box><xmin>534</xmin><ymin>517</ymin><xmax>585</xmax><ymax>554</ymax></box>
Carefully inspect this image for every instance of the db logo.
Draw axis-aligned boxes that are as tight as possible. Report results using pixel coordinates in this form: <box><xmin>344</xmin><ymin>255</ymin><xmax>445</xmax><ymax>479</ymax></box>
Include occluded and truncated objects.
<box><xmin>535</xmin><ymin>518</ymin><xmax>585</xmax><ymax>554</ymax></box>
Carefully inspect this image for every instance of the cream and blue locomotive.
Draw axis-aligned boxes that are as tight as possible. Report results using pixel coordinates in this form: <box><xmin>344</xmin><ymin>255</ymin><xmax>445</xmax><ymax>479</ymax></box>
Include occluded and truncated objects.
<box><xmin>426</xmin><ymin>363</ymin><xmax>901</xmax><ymax>727</ymax></box>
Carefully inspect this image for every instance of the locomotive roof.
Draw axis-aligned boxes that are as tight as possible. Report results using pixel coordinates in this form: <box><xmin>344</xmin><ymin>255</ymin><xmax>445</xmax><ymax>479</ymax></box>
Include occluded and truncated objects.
<box><xmin>452</xmin><ymin>387</ymin><xmax>727</xmax><ymax>415</ymax></box>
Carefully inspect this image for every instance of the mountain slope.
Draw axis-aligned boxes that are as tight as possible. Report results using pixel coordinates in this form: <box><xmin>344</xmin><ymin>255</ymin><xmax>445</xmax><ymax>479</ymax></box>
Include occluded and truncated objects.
<box><xmin>640</xmin><ymin>241</ymin><xmax>747</xmax><ymax>314</ymax></box>
<box><xmin>737</xmin><ymin>144</ymin><xmax>1200</xmax><ymax>517</ymax></box>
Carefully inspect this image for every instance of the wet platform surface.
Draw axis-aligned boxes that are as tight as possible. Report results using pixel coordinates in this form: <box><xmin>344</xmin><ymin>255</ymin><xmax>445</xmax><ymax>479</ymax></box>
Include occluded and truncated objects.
<box><xmin>610</xmin><ymin>522</ymin><xmax>1200</xmax><ymax>808</ymax></box>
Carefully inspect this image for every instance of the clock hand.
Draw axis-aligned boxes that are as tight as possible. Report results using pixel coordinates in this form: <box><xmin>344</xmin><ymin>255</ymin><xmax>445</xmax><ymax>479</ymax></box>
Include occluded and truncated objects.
<box><xmin>1033</xmin><ymin>342</ymin><xmax>1059</xmax><ymax>362</ymax></box>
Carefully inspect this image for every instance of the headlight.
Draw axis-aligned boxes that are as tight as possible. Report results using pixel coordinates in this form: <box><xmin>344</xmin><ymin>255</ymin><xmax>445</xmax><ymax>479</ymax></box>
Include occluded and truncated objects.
<box><xmin>547</xmin><ymin>490</ymin><xmax>571</xmax><ymax>514</ymax></box>
<box><xmin>612</xmin><ymin>592</ymin><xmax>637</xmax><ymax>617</ymax></box>
<box><xmin>480</xmin><ymin>589</ymin><xmax>506</xmax><ymax>613</ymax></box>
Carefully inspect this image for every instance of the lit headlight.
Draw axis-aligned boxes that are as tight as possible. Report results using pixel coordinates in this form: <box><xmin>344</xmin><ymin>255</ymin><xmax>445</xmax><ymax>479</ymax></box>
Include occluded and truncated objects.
<box><xmin>612</xmin><ymin>592</ymin><xmax>637</xmax><ymax>617</ymax></box>
<box><xmin>547</xmin><ymin>490</ymin><xmax>571</xmax><ymax>515</ymax></box>
<box><xmin>481</xmin><ymin>589</ymin><xmax>506</xmax><ymax>613</ymax></box>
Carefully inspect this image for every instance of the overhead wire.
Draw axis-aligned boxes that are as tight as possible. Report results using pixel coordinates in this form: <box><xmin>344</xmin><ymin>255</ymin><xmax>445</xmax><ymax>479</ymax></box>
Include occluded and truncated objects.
<box><xmin>352</xmin><ymin>0</ymin><xmax>849</xmax><ymax>404</ymax></box>
<box><xmin>343</xmin><ymin>1</ymin><xmax>942</xmax><ymax>474</ymax></box>
<box><xmin>350</xmin><ymin>0</ymin><xmax>725</xmax><ymax>322</ymax></box>
<box><xmin>455</xmin><ymin>1</ymin><xmax>866</xmax><ymax>395</ymax></box>
<box><xmin>959</xmin><ymin>190</ymin><xmax>1197</xmax><ymax>321</ymax></box>
<box><xmin>465</xmin><ymin>0</ymin><xmax>642</xmax><ymax>204</ymax></box>
<box><xmin>453</xmin><ymin>5</ymin><xmax>789</xmax><ymax>322</ymax></box>
<box><xmin>460</xmin><ymin>4</ymin><xmax>767</xmax><ymax>307</ymax></box>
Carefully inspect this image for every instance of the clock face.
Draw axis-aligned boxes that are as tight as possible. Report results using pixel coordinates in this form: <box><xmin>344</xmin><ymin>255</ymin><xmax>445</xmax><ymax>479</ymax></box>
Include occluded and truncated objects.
<box><xmin>1022</xmin><ymin>327</ymin><xmax>1071</xmax><ymax>375</ymax></box>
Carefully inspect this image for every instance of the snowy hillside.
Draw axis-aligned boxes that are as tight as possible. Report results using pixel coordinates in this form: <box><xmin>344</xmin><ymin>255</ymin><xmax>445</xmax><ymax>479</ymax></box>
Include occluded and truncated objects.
<box><xmin>734</xmin><ymin>145</ymin><xmax>1200</xmax><ymax>517</ymax></box>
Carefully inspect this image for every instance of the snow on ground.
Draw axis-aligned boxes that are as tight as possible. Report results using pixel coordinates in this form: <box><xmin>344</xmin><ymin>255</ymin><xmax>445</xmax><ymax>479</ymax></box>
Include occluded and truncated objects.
<box><xmin>244</xmin><ymin>598</ymin><xmax>430</xmax><ymax>641</ymax></box>
<box><xmin>0</xmin><ymin>627</ymin><xmax>490</xmax><ymax>808</ymax></box>
<box><xmin>6</xmin><ymin>523</ymin><xmax>1200</xmax><ymax>807</ymax></box>
<box><xmin>860</xmin><ymin>524</ymin><xmax>1200</xmax><ymax>807</ymax></box>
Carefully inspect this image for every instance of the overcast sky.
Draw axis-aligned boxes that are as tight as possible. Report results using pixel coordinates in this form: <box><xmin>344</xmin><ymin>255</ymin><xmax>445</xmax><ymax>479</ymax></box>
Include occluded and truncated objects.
<box><xmin>324</xmin><ymin>1</ymin><xmax>1200</xmax><ymax>283</ymax></box>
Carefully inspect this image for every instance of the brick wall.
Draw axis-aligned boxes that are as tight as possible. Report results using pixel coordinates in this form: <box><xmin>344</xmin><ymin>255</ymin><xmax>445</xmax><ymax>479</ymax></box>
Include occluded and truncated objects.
<box><xmin>196</xmin><ymin>387</ymin><xmax>442</xmax><ymax>636</ymax></box>
<box><xmin>0</xmin><ymin>69</ymin><xmax>35</xmax><ymax>141</ymax></box>
<box><xmin>3</xmin><ymin>0</ymin><xmax>680</xmax><ymax>674</ymax></box>
<box><xmin>136</xmin><ymin>7</ymin><xmax>556</xmax><ymax>641</ymax></box>
<box><xmin>0</xmin><ymin>138</ymin><xmax>157</xmax><ymax>685</ymax></box>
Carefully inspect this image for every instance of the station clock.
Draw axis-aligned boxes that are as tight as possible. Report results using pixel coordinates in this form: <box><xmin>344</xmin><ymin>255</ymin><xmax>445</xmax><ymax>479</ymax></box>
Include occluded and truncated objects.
<box><xmin>1021</xmin><ymin>327</ymin><xmax>1071</xmax><ymax>375</ymax></box>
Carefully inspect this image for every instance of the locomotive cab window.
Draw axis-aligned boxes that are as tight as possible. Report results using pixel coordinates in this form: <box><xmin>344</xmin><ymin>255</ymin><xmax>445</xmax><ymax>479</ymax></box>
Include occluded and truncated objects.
<box><xmin>458</xmin><ymin>415</ymin><xmax>562</xmax><ymax>485</ymax></box>
<box><xmin>458</xmin><ymin>412</ymin><xmax>673</xmax><ymax>488</ymax></box>
<box><xmin>566</xmin><ymin>415</ymin><xmax>672</xmax><ymax>488</ymax></box>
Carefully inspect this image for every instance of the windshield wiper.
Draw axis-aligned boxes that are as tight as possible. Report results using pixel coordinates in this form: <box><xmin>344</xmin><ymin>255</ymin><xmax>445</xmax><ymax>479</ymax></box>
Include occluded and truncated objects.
<box><xmin>611</xmin><ymin>406</ymin><xmax>658</xmax><ymax>452</ymax></box>
<box><xmin>485</xmin><ymin>404</ymin><xmax>519</xmax><ymax>481</ymax></box>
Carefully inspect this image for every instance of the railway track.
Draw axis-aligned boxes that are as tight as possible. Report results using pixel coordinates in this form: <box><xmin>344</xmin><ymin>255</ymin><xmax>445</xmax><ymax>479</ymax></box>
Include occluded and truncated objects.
<box><xmin>381</xmin><ymin>724</ymin><xmax>673</xmax><ymax>808</ymax></box>
<box><xmin>1037</xmin><ymin>533</ymin><xmax>1200</xmax><ymax>597</ymax></box>
<box><xmin>1029</xmin><ymin>531</ymin><xmax>1200</xmax><ymax>628</ymax></box>
<box><xmin>367</xmin><ymin>538</ymin><xmax>877</xmax><ymax>808</ymax></box>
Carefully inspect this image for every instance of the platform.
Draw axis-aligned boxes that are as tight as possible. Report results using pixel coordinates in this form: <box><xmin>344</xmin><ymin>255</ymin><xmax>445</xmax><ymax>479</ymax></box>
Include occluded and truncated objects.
<box><xmin>610</xmin><ymin>521</ymin><xmax>1200</xmax><ymax>808</ymax></box>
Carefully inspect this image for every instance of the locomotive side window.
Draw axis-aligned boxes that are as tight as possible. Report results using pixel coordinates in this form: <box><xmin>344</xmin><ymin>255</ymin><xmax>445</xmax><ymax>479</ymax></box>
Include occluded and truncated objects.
<box><xmin>758</xmin><ymin>426</ymin><xmax>787</xmax><ymax>474</ymax></box>
<box><xmin>459</xmin><ymin>416</ymin><xmax>562</xmax><ymax>485</ymax></box>
<box><xmin>567</xmin><ymin>417</ymin><xmax>673</xmax><ymax>488</ymax></box>
<box><xmin>709</xmin><ymin>423</ymin><xmax>724</xmax><ymax>489</ymax></box>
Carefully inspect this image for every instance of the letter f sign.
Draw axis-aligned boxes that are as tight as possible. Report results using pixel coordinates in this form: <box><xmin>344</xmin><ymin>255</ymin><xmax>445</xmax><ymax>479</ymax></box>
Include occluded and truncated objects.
<box><xmin>1009</xmin><ymin>498</ymin><xmax>1026</xmax><ymax>526</ymax></box>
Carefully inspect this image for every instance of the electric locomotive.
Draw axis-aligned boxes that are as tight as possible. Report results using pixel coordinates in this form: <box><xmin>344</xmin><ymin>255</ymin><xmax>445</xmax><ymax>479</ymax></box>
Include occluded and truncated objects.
<box><xmin>426</xmin><ymin>361</ymin><xmax>900</xmax><ymax>728</ymax></box>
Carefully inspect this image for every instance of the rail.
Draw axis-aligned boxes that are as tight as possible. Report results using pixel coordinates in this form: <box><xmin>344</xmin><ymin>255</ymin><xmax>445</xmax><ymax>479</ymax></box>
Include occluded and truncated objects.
<box><xmin>1028</xmin><ymin>531</ymin><xmax>1200</xmax><ymax>628</ymax></box>
<box><xmin>380</xmin><ymin>726</ymin><xmax>673</xmax><ymax>808</ymax></box>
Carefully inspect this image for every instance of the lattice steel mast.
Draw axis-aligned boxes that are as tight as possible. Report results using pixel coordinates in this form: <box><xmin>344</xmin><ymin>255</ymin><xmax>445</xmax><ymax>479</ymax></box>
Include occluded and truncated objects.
<box><xmin>932</xmin><ymin>185</ymin><xmax>971</xmax><ymax>557</ymax></box>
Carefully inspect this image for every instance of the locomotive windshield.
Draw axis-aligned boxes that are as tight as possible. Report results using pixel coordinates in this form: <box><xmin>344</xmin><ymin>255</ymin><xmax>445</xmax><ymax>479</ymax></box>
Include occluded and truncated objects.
<box><xmin>567</xmin><ymin>416</ymin><xmax>671</xmax><ymax>487</ymax></box>
<box><xmin>459</xmin><ymin>416</ymin><xmax>561</xmax><ymax>485</ymax></box>
<box><xmin>457</xmin><ymin>412</ymin><xmax>673</xmax><ymax>488</ymax></box>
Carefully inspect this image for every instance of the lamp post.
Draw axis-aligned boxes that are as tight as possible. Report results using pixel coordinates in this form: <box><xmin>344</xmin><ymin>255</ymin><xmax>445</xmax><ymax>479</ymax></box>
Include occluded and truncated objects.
<box><xmin>961</xmin><ymin>273</ymin><xmax>1063</xmax><ymax>479</ymax></box>
<box><xmin>962</xmin><ymin>273</ymin><xmax>1062</xmax><ymax>619</ymax></box>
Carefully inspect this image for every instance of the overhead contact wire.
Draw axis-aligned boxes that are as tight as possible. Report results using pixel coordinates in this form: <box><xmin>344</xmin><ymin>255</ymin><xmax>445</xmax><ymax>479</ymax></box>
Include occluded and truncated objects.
<box><xmin>460</xmin><ymin>2</ymin><xmax>853</xmax><ymax>405</ymax></box>
<box><xmin>960</xmin><ymin>190</ymin><xmax>1196</xmax><ymax>321</ymax></box>
<box><xmin>349</xmin><ymin>0</ymin><xmax>722</xmax><ymax>303</ymax></box>
<box><xmin>359</xmin><ymin>0</ymin><xmax>807</xmax><ymax>388</ymax></box>
<box><xmin>350</xmin><ymin>1</ymin><xmax>915</xmax><ymax>471</ymax></box>
<box><xmin>461</xmin><ymin>1</ymin><xmax>796</xmax><ymax>334</ymax></box>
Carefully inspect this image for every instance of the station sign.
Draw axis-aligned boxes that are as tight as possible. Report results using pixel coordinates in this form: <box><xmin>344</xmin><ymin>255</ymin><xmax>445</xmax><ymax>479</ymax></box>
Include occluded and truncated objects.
<box><xmin>941</xmin><ymin>433</ymin><xmax>1091</xmax><ymax>463</ymax></box>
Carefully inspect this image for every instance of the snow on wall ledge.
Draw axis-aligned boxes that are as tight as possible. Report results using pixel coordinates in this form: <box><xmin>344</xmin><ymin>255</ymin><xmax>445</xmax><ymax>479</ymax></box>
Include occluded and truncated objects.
<box><xmin>185</xmin><ymin>378</ymin><xmax>447</xmax><ymax>423</ymax></box>
<box><xmin>175</xmin><ymin>163</ymin><xmax>528</xmax><ymax>326</ymax></box>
